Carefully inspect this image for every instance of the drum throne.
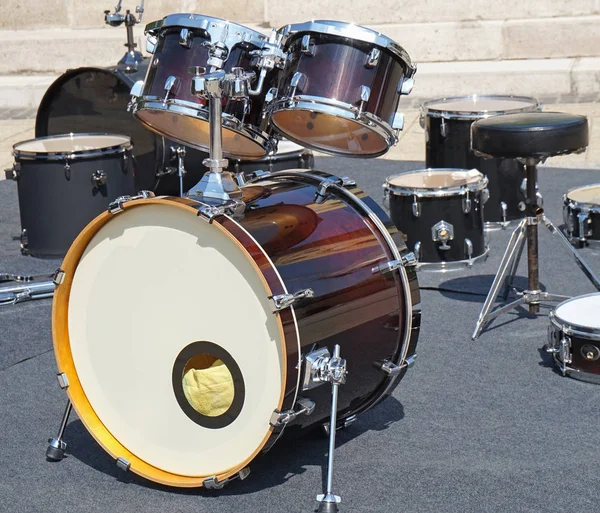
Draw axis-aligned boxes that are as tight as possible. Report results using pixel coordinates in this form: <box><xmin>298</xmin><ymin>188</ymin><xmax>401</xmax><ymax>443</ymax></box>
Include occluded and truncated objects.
<box><xmin>471</xmin><ymin>112</ymin><xmax>600</xmax><ymax>339</ymax></box>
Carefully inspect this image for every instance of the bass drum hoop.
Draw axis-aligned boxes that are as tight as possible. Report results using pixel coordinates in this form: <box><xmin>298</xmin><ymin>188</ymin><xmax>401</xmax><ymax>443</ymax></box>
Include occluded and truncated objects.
<box><xmin>132</xmin><ymin>97</ymin><xmax>274</xmax><ymax>158</ymax></box>
<box><xmin>269</xmin><ymin>97</ymin><xmax>395</xmax><ymax>158</ymax></box>
<box><xmin>250</xmin><ymin>169</ymin><xmax>418</xmax><ymax>373</ymax></box>
<box><xmin>52</xmin><ymin>197</ymin><xmax>296</xmax><ymax>487</ymax></box>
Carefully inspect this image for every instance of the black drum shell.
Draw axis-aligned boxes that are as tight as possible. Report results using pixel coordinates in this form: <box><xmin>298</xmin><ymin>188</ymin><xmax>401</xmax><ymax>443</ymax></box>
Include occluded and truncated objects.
<box><xmin>425</xmin><ymin>115</ymin><xmax>527</xmax><ymax>224</ymax></box>
<box><xmin>34</xmin><ymin>64</ymin><xmax>209</xmax><ymax>196</ymax></box>
<box><xmin>387</xmin><ymin>189</ymin><xmax>487</xmax><ymax>263</ymax></box>
<box><xmin>231</xmin><ymin>150</ymin><xmax>314</xmax><ymax>176</ymax></box>
<box><xmin>15</xmin><ymin>149</ymin><xmax>135</xmax><ymax>258</ymax></box>
<box><xmin>563</xmin><ymin>200</ymin><xmax>600</xmax><ymax>244</ymax></box>
<box><xmin>549</xmin><ymin>322</ymin><xmax>600</xmax><ymax>381</ymax></box>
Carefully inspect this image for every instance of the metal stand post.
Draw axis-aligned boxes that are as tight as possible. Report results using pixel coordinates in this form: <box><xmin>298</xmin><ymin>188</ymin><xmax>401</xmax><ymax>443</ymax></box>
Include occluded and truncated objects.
<box><xmin>472</xmin><ymin>160</ymin><xmax>600</xmax><ymax>339</ymax></box>
<box><xmin>46</xmin><ymin>400</ymin><xmax>72</xmax><ymax>461</ymax></box>
<box><xmin>104</xmin><ymin>1</ymin><xmax>144</xmax><ymax>72</ymax></box>
<box><xmin>317</xmin><ymin>345</ymin><xmax>347</xmax><ymax>513</ymax></box>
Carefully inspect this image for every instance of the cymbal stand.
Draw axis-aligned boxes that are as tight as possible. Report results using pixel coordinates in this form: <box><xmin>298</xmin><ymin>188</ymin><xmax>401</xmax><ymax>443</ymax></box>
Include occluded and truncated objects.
<box><xmin>104</xmin><ymin>0</ymin><xmax>145</xmax><ymax>72</ymax></box>
<box><xmin>316</xmin><ymin>344</ymin><xmax>347</xmax><ymax>513</ymax></box>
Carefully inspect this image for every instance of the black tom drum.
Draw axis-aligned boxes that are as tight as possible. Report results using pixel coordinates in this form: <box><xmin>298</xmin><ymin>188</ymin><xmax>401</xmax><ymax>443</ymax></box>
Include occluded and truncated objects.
<box><xmin>420</xmin><ymin>95</ymin><xmax>540</xmax><ymax>228</ymax></box>
<box><xmin>562</xmin><ymin>184</ymin><xmax>600</xmax><ymax>246</ymax></box>
<box><xmin>384</xmin><ymin>168</ymin><xmax>489</xmax><ymax>270</ymax></box>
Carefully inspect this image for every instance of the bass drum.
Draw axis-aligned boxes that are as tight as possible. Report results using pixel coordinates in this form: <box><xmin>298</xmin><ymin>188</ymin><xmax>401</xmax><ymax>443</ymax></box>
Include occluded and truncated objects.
<box><xmin>35</xmin><ymin>64</ymin><xmax>208</xmax><ymax>195</ymax></box>
<box><xmin>52</xmin><ymin>170</ymin><xmax>420</xmax><ymax>487</ymax></box>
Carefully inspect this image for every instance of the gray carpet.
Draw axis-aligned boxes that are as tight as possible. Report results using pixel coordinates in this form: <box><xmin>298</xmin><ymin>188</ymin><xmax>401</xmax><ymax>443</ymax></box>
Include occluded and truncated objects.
<box><xmin>1</xmin><ymin>158</ymin><xmax>600</xmax><ymax>513</ymax></box>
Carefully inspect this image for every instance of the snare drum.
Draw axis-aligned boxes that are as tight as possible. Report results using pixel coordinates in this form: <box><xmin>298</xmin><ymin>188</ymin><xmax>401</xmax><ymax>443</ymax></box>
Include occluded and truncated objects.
<box><xmin>546</xmin><ymin>293</ymin><xmax>600</xmax><ymax>383</ymax></box>
<box><xmin>384</xmin><ymin>168</ymin><xmax>489</xmax><ymax>270</ymax></box>
<box><xmin>131</xmin><ymin>14</ymin><xmax>275</xmax><ymax>159</ymax></box>
<box><xmin>268</xmin><ymin>21</ymin><xmax>415</xmax><ymax>158</ymax></box>
<box><xmin>52</xmin><ymin>170</ymin><xmax>420</xmax><ymax>487</ymax></box>
<box><xmin>420</xmin><ymin>95</ymin><xmax>540</xmax><ymax>228</ymax></box>
<box><xmin>562</xmin><ymin>184</ymin><xmax>600</xmax><ymax>246</ymax></box>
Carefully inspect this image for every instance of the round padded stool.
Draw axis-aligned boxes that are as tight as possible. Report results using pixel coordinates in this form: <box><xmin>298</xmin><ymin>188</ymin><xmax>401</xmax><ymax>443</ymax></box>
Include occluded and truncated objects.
<box><xmin>471</xmin><ymin>112</ymin><xmax>600</xmax><ymax>339</ymax></box>
<box><xmin>471</xmin><ymin>112</ymin><xmax>588</xmax><ymax>159</ymax></box>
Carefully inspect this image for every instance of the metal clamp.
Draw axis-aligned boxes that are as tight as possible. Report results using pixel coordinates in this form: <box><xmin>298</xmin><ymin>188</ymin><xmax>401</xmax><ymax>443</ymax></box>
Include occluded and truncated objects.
<box><xmin>53</xmin><ymin>268</ymin><xmax>65</xmax><ymax>285</ymax></box>
<box><xmin>301</xmin><ymin>34</ymin><xmax>315</xmax><ymax>56</ymax></box>
<box><xmin>440</xmin><ymin>117</ymin><xmax>448</xmax><ymax>137</ymax></box>
<box><xmin>314</xmin><ymin>176</ymin><xmax>355</xmax><ymax>203</ymax></box>
<box><xmin>108</xmin><ymin>190</ymin><xmax>155</xmax><ymax>214</ymax></box>
<box><xmin>365</xmin><ymin>48</ymin><xmax>380</xmax><ymax>68</ymax></box>
<box><xmin>465</xmin><ymin>238</ymin><xmax>474</xmax><ymax>261</ymax></box>
<box><xmin>116</xmin><ymin>457</ymin><xmax>131</xmax><ymax>472</ymax></box>
<box><xmin>57</xmin><ymin>372</ymin><xmax>69</xmax><ymax>389</ymax></box>
<box><xmin>163</xmin><ymin>76</ymin><xmax>180</xmax><ymax>104</ymax></box>
<box><xmin>432</xmin><ymin>220</ymin><xmax>454</xmax><ymax>250</ymax></box>
<box><xmin>462</xmin><ymin>191</ymin><xmax>472</xmax><ymax>214</ymax></box>
<box><xmin>357</xmin><ymin>85</ymin><xmax>371</xmax><ymax>116</ymax></box>
<box><xmin>5</xmin><ymin>162</ymin><xmax>20</xmax><ymax>180</ymax></box>
<box><xmin>91</xmin><ymin>170</ymin><xmax>107</xmax><ymax>187</ymax></box>
<box><xmin>270</xmin><ymin>288</ymin><xmax>314</xmax><ymax>311</ymax></box>
<box><xmin>372</xmin><ymin>252</ymin><xmax>417</xmax><ymax>275</ymax></box>
<box><xmin>270</xmin><ymin>397</ymin><xmax>316</xmax><ymax>426</ymax></box>
<box><xmin>398</xmin><ymin>77</ymin><xmax>414</xmax><ymax>96</ymax></box>
<box><xmin>578</xmin><ymin>212</ymin><xmax>591</xmax><ymax>242</ymax></box>
<box><xmin>412</xmin><ymin>196</ymin><xmax>421</xmax><ymax>217</ymax></box>
<box><xmin>179</xmin><ymin>28</ymin><xmax>192</xmax><ymax>48</ymax></box>
<box><xmin>288</xmin><ymin>72</ymin><xmax>307</xmax><ymax>97</ymax></box>
<box><xmin>204</xmin><ymin>468</ymin><xmax>250</xmax><ymax>489</ymax></box>
<box><xmin>378</xmin><ymin>354</ymin><xmax>416</xmax><ymax>376</ymax></box>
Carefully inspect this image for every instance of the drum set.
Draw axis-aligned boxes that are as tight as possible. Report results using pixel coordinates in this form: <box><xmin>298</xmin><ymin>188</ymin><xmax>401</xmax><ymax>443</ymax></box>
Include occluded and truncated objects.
<box><xmin>2</xmin><ymin>4</ymin><xmax>600</xmax><ymax>509</ymax></box>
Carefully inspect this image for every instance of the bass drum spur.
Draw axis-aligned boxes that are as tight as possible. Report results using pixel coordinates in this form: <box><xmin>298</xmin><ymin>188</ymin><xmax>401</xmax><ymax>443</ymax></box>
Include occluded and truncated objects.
<box><xmin>52</xmin><ymin>170</ymin><xmax>420</xmax><ymax>487</ymax></box>
<box><xmin>35</xmin><ymin>64</ymin><xmax>208</xmax><ymax>196</ymax></box>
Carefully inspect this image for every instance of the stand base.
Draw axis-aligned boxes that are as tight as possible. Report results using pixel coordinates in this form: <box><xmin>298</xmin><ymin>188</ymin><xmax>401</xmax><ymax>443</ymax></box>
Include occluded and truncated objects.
<box><xmin>473</xmin><ymin>214</ymin><xmax>600</xmax><ymax>339</ymax></box>
<box><xmin>317</xmin><ymin>494</ymin><xmax>341</xmax><ymax>513</ymax></box>
<box><xmin>46</xmin><ymin>438</ymin><xmax>66</xmax><ymax>461</ymax></box>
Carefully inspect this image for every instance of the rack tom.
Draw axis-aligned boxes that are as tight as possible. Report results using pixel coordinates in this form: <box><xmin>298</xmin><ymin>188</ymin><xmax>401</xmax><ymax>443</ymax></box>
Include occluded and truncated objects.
<box><xmin>269</xmin><ymin>21</ymin><xmax>415</xmax><ymax>158</ymax></box>
<box><xmin>546</xmin><ymin>293</ymin><xmax>600</xmax><ymax>383</ymax></box>
<box><xmin>562</xmin><ymin>184</ymin><xmax>600</xmax><ymax>246</ymax></box>
<box><xmin>131</xmin><ymin>14</ymin><xmax>275</xmax><ymax>159</ymax></box>
<box><xmin>384</xmin><ymin>168</ymin><xmax>489</xmax><ymax>270</ymax></box>
<box><xmin>420</xmin><ymin>95</ymin><xmax>540</xmax><ymax>228</ymax></box>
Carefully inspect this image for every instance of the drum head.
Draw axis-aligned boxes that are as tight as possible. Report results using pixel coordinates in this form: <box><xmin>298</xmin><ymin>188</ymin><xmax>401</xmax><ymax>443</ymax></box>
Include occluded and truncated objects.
<box><xmin>567</xmin><ymin>185</ymin><xmax>600</xmax><ymax>205</ymax></box>
<box><xmin>14</xmin><ymin>134</ymin><xmax>129</xmax><ymax>155</ymax></box>
<box><xmin>422</xmin><ymin>95</ymin><xmax>539</xmax><ymax>119</ymax></box>
<box><xmin>56</xmin><ymin>200</ymin><xmax>287</xmax><ymax>485</ymax></box>
<box><xmin>555</xmin><ymin>293</ymin><xmax>600</xmax><ymax>330</ymax></box>
<box><xmin>135</xmin><ymin>108</ymin><xmax>268</xmax><ymax>159</ymax></box>
<box><xmin>270</xmin><ymin>109</ymin><xmax>388</xmax><ymax>156</ymax></box>
<box><xmin>387</xmin><ymin>168</ymin><xmax>483</xmax><ymax>190</ymax></box>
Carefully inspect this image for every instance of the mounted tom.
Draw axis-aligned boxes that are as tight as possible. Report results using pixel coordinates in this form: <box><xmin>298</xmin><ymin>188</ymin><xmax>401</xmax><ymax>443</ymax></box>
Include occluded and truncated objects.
<box><xmin>267</xmin><ymin>20</ymin><xmax>416</xmax><ymax>158</ymax></box>
<box><xmin>562</xmin><ymin>184</ymin><xmax>600</xmax><ymax>247</ymax></box>
<box><xmin>384</xmin><ymin>168</ymin><xmax>489</xmax><ymax>270</ymax></box>
<box><xmin>131</xmin><ymin>14</ymin><xmax>283</xmax><ymax>159</ymax></box>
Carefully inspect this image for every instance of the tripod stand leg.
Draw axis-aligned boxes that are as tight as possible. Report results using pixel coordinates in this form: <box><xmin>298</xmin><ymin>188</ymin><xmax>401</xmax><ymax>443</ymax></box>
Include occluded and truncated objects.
<box><xmin>543</xmin><ymin>216</ymin><xmax>600</xmax><ymax>291</ymax></box>
<box><xmin>46</xmin><ymin>400</ymin><xmax>72</xmax><ymax>461</ymax></box>
<box><xmin>472</xmin><ymin>219</ymin><xmax>527</xmax><ymax>340</ymax></box>
<box><xmin>503</xmin><ymin>231</ymin><xmax>526</xmax><ymax>300</ymax></box>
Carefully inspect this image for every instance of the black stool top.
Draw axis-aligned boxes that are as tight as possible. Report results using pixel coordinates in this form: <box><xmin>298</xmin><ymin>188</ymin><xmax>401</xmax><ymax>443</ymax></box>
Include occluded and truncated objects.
<box><xmin>471</xmin><ymin>112</ymin><xmax>589</xmax><ymax>159</ymax></box>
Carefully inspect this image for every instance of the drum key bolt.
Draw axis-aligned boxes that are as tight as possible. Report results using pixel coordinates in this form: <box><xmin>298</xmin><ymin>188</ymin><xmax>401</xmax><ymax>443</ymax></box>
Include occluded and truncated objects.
<box><xmin>163</xmin><ymin>76</ymin><xmax>180</xmax><ymax>105</ymax></box>
<box><xmin>288</xmin><ymin>72</ymin><xmax>307</xmax><ymax>97</ymax></box>
<box><xmin>203</xmin><ymin>467</ymin><xmax>250</xmax><ymax>489</ymax></box>
<box><xmin>365</xmin><ymin>48</ymin><xmax>380</xmax><ymax>68</ymax></box>
<box><xmin>179</xmin><ymin>28</ymin><xmax>192</xmax><ymax>48</ymax></box>
<box><xmin>301</xmin><ymin>35</ymin><xmax>315</xmax><ymax>56</ymax></box>
<box><xmin>399</xmin><ymin>77</ymin><xmax>415</xmax><ymax>96</ymax></box>
<box><xmin>356</xmin><ymin>85</ymin><xmax>371</xmax><ymax>117</ymax></box>
<box><xmin>270</xmin><ymin>397</ymin><xmax>316</xmax><ymax>427</ymax></box>
<box><xmin>108</xmin><ymin>191</ymin><xmax>155</xmax><ymax>214</ymax></box>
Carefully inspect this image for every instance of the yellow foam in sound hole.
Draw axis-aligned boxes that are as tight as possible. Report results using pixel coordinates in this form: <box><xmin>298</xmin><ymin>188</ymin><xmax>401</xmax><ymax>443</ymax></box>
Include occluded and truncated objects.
<box><xmin>182</xmin><ymin>353</ymin><xmax>234</xmax><ymax>417</ymax></box>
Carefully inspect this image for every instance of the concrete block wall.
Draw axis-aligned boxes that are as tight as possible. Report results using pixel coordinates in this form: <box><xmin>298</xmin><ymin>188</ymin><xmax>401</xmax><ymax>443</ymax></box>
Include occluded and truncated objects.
<box><xmin>1</xmin><ymin>0</ymin><xmax>599</xmax><ymax>106</ymax></box>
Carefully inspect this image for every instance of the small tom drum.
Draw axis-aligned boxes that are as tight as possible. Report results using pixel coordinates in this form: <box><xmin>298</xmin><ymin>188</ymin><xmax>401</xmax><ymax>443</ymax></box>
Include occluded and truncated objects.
<box><xmin>269</xmin><ymin>21</ymin><xmax>415</xmax><ymax>158</ymax></box>
<box><xmin>562</xmin><ymin>184</ymin><xmax>600</xmax><ymax>246</ymax></box>
<box><xmin>547</xmin><ymin>293</ymin><xmax>600</xmax><ymax>383</ymax></box>
<box><xmin>384</xmin><ymin>168</ymin><xmax>489</xmax><ymax>270</ymax></box>
<box><xmin>132</xmin><ymin>14</ymin><xmax>274</xmax><ymax>159</ymax></box>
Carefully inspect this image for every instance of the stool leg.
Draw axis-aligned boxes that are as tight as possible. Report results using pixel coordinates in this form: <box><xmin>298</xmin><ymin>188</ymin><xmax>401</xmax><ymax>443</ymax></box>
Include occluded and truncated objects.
<box><xmin>525</xmin><ymin>163</ymin><xmax>540</xmax><ymax>313</ymax></box>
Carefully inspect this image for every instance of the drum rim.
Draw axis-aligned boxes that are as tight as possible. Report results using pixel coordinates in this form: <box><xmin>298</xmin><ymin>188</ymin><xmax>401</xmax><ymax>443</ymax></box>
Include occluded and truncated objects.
<box><xmin>132</xmin><ymin>98</ymin><xmax>275</xmax><ymax>158</ymax></box>
<box><xmin>52</xmin><ymin>196</ymin><xmax>297</xmax><ymax>487</ymax></box>
<box><xmin>249</xmin><ymin>169</ymin><xmax>420</xmax><ymax>375</ymax></box>
<box><xmin>420</xmin><ymin>94</ymin><xmax>540</xmax><ymax>120</ymax></box>
<box><xmin>145</xmin><ymin>13</ymin><xmax>267</xmax><ymax>49</ymax></box>
<box><xmin>550</xmin><ymin>293</ymin><xmax>600</xmax><ymax>338</ymax></box>
<box><xmin>384</xmin><ymin>168</ymin><xmax>489</xmax><ymax>196</ymax></box>
<box><xmin>269</xmin><ymin>96</ymin><xmax>396</xmax><ymax>158</ymax></box>
<box><xmin>565</xmin><ymin>184</ymin><xmax>600</xmax><ymax>212</ymax></box>
<box><xmin>13</xmin><ymin>133</ymin><xmax>132</xmax><ymax>160</ymax></box>
<box><xmin>278</xmin><ymin>20</ymin><xmax>415</xmax><ymax>73</ymax></box>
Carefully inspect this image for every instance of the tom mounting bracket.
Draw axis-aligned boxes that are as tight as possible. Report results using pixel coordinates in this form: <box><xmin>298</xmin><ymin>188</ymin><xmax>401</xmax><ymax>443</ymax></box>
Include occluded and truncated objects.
<box><xmin>104</xmin><ymin>0</ymin><xmax>145</xmax><ymax>72</ymax></box>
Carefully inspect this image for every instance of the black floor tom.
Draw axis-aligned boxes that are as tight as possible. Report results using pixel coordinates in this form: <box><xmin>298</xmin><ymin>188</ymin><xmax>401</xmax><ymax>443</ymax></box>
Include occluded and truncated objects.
<box><xmin>11</xmin><ymin>133</ymin><xmax>135</xmax><ymax>258</ymax></box>
<box><xmin>384</xmin><ymin>168</ymin><xmax>489</xmax><ymax>270</ymax></box>
<box><xmin>420</xmin><ymin>95</ymin><xmax>540</xmax><ymax>228</ymax></box>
